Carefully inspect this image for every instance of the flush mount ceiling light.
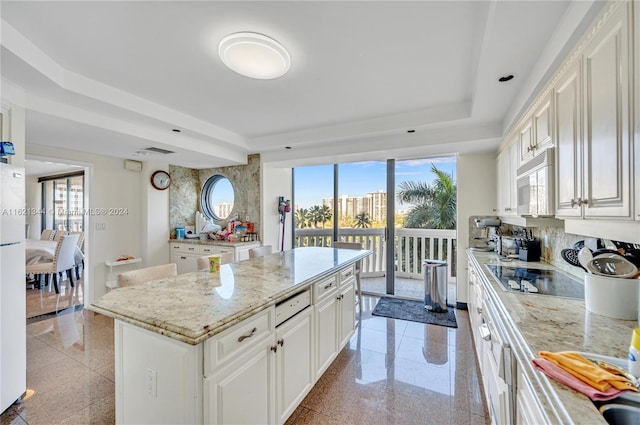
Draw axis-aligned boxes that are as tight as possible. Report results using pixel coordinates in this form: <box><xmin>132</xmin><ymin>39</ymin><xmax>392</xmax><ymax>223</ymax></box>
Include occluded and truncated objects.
<box><xmin>218</xmin><ymin>32</ymin><xmax>291</xmax><ymax>79</ymax></box>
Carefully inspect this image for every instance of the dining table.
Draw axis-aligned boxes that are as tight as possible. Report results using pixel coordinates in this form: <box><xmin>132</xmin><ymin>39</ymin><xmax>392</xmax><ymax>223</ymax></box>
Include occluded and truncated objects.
<box><xmin>25</xmin><ymin>239</ymin><xmax>83</xmax><ymax>265</ymax></box>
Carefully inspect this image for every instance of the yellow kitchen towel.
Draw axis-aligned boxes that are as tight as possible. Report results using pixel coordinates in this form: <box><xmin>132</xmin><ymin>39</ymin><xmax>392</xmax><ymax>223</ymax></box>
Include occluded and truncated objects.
<box><xmin>539</xmin><ymin>351</ymin><xmax>638</xmax><ymax>392</ymax></box>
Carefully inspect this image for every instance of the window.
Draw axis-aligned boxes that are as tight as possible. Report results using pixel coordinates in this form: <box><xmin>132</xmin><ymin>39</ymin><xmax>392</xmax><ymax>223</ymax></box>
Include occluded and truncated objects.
<box><xmin>201</xmin><ymin>175</ymin><xmax>235</xmax><ymax>220</ymax></box>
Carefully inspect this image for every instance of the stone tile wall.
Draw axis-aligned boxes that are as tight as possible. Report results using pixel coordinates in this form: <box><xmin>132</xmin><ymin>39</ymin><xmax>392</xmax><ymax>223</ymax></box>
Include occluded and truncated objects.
<box><xmin>169</xmin><ymin>154</ymin><xmax>261</xmax><ymax>238</ymax></box>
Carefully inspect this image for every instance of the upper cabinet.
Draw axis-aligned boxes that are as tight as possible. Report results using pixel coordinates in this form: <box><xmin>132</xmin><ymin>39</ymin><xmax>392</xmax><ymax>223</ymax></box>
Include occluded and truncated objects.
<box><xmin>497</xmin><ymin>139</ymin><xmax>518</xmax><ymax>216</ymax></box>
<box><xmin>555</xmin><ymin>60</ymin><xmax>583</xmax><ymax>218</ymax></box>
<box><xmin>555</xmin><ymin>1</ymin><xmax>632</xmax><ymax>220</ymax></box>
<box><xmin>581</xmin><ymin>1</ymin><xmax>632</xmax><ymax>219</ymax></box>
<box><xmin>520</xmin><ymin>94</ymin><xmax>554</xmax><ymax>165</ymax></box>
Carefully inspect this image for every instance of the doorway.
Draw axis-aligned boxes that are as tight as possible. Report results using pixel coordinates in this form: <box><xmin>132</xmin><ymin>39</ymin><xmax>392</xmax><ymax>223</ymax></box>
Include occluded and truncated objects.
<box><xmin>24</xmin><ymin>157</ymin><xmax>90</xmax><ymax>320</ymax></box>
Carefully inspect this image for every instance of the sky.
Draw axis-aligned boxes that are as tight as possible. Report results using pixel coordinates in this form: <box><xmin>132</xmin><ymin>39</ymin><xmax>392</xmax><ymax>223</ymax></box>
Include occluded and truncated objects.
<box><xmin>294</xmin><ymin>156</ymin><xmax>457</xmax><ymax>209</ymax></box>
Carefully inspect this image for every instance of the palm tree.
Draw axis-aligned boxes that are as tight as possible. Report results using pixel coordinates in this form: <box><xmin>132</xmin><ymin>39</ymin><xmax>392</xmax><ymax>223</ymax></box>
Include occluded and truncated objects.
<box><xmin>397</xmin><ymin>164</ymin><xmax>456</xmax><ymax>229</ymax></box>
<box><xmin>308</xmin><ymin>205</ymin><xmax>322</xmax><ymax>228</ymax></box>
<box><xmin>295</xmin><ymin>208</ymin><xmax>309</xmax><ymax>229</ymax></box>
<box><xmin>353</xmin><ymin>212</ymin><xmax>371</xmax><ymax>228</ymax></box>
<box><xmin>319</xmin><ymin>205</ymin><xmax>332</xmax><ymax>228</ymax></box>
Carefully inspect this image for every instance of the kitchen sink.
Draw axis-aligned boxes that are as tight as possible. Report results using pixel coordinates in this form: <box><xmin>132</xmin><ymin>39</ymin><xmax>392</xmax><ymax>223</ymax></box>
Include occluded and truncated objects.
<box><xmin>583</xmin><ymin>352</ymin><xmax>640</xmax><ymax>425</ymax></box>
<box><xmin>599</xmin><ymin>404</ymin><xmax>640</xmax><ymax>425</ymax></box>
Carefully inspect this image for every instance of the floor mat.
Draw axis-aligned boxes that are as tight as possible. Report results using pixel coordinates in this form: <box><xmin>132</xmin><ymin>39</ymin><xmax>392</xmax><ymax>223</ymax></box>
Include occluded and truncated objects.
<box><xmin>372</xmin><ymin>297</ymin><xmax>457</xmax><ymax>328</ymax></box>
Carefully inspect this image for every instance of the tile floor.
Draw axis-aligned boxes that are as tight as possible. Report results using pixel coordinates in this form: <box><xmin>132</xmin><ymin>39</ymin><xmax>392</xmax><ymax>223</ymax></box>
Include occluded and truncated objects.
<box><xmin>3</xmin><ymin>286</ymin><xmax>488</xmax><ymax>425</ymax></box>
<box><xmin>26</xmin><ymin>276</ymin><xmax>84</xmax><ymax>320</ymax></box>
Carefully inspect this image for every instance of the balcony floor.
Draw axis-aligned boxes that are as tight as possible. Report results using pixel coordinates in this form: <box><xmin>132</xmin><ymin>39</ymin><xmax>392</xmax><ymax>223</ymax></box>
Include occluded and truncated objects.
<box><xmin>361</xmin><ymin>276</ymin><xmax>457</xmax><ymax>305</ymax></box>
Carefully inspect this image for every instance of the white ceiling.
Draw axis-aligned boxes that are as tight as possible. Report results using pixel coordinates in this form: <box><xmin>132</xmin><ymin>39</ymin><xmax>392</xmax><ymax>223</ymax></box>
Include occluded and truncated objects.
<box><xmin>0</xmin><ymin>1</ymin><xmax>604</xmax><ymax>168</ymax></box>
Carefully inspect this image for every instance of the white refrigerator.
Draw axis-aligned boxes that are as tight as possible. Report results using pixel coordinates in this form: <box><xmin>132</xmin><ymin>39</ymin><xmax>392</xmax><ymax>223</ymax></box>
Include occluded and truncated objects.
<box><xmin>0</xmin><ymin>163</ymin><xmax>26</xmax><ymax>413</ymax></box>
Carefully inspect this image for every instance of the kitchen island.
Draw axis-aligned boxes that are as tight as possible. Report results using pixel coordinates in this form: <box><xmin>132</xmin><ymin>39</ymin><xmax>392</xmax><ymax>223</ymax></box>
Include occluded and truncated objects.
<box><xmin>91</xmin><ymin>247</ymin><xmax>371</xmax><ymax>424</ymax></box>
<box><xmin>467</xmin><ymin>250</ymin><xmax>637</xmax><ymax>425</ymax></box>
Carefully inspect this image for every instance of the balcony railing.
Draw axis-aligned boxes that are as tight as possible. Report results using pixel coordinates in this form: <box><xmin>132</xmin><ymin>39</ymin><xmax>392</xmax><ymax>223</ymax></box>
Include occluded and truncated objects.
<box><xmin>294</xmin><ymin>227</ymin><xmax>457</xmax><ymax>283</ymax></box>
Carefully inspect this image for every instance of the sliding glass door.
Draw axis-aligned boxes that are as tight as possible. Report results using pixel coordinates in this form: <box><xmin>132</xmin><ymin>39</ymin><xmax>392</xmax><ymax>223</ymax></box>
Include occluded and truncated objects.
<box><xmin>293</xmin><ymin>156</ymin><xmax>457</xmax><ymax>301</ymax></box>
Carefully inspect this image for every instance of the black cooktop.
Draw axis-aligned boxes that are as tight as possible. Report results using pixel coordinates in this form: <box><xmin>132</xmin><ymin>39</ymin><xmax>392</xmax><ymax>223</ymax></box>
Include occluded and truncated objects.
<box><xmin>485</xmin><ymin>265</ymin><xmax>584</xmax><ymax>299</ymax></box>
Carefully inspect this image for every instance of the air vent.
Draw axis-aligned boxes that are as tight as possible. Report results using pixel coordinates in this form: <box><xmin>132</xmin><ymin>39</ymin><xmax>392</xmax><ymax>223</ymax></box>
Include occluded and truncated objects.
<box><xmin>142</xmin><ymin>147</ymin><xmax>175</xmax><ymax>155</ymax></box>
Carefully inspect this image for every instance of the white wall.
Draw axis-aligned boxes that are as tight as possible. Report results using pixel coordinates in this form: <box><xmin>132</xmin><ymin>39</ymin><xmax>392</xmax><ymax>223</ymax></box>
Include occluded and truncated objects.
<box><xmin>456</xmin><ymin>152</ymin><xmax>497</xmax><ymax>304</ymax></box>
<box><xmin>24</xmin><ymin>175</ymin><xmax>40</xmax><ymax>239</ymax></box>
<box><xmin>141</xmin><ymin>160</ymin><xmax>170</xmax><ymax>267</ymax></box>
<box><xmin>261</xmin><ymin>163</ymin><xmax>292</xmax><ymax>252</ymax></box>
<box><xmin>25</xmin><ymin>144</ymin><xmax>168</xmax><ymax>303</ymax></box>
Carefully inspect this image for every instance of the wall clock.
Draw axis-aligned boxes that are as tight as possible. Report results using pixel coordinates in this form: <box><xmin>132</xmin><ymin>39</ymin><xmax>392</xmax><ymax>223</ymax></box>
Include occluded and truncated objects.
<box><xmin>151</xmin><ymin>170</ymin><xmax>171</xmax><ymax>190</ymax></box>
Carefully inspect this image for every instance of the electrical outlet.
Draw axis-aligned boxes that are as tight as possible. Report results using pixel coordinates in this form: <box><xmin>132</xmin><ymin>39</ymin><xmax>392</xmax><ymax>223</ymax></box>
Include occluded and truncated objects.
<box><xmin>96</xmin><ymin>222</ymin><xmax>106</xmax><ymax>231</ymax></box>
<box><xmin>146</xmin><ymin>368</ymin><xmax>157</xmax><ymax>398</ymax></box>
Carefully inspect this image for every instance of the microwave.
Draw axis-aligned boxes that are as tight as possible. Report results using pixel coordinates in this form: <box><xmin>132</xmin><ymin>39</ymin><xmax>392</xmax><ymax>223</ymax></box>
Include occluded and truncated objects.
<box><xmin>516</xmin><ymin>148</ymin><xmax>555</xmax><ymax>217</ymax></box>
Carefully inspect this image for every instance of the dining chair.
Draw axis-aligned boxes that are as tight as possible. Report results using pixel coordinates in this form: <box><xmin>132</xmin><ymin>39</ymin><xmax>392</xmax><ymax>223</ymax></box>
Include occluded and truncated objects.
<box><xmin>26</xmin><ymin>234</ymin><xmax>80</xmax><ymax>294</ymax></box>
<box><xmin>53</xmin><ymin>230</ymin><xmax>68</xmax><ymax>241</ymax></box>
<box><xmin>196</xmin><ymin>252</ymin><xmax>233</xmax><ymax>271</ymax></box>
<box><xmin>333</xmin><ymin>241</ymin><xmax>363</xmax><ymax>316</ymax></box>
<box><xmin>70</xmin><ymin>231</ymin><xmax>85</xmax><ymax>279</ymax></box>
<box><xmin>118</xmin><ymin>263</ymin><xmax>178</xmax><ymax>287</ymax></box>
<box><xmin>40</xmin><ymin>229</ymin><xmax>56</xmax><ymax>240</ymax></box>
<box><xmin>248</xmin><ymin>245</ymin><xmax>273</xmax><ymax>258</ymax></box>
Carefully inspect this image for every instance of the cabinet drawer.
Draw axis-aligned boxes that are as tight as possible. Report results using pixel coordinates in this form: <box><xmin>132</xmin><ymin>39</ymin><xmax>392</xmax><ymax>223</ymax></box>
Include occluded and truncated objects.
<box><xmin>199</xmin><ymin>245</ymin><xmax>218</xmax><ymax>255</ymax></box>
<box><xmin>170</xmin><ymin>242</ymin><xmax>199</xmax><ymax>254</ymax></box>
<box><xmin>314</xmin><ymin>275</ymin><xmax>337</xmax><ymax>302</ymax></box>
<box><xmin>339</xmin><ymin>265</ymin><xmax>356</xmax><ymax>283</ymax></box>
<box><xmin>204</xmin><ymin>307</ymin><xmax>274</xmax><ymax>374</ymax></box>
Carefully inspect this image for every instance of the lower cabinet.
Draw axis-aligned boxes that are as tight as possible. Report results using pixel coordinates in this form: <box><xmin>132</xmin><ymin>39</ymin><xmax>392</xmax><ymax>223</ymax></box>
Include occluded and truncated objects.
<box><xmin>338</xmin><ymin>278</ymin><xmax>355</xmax><ymax>349</ymax></box>
<box><xmin>315</xmin><ymin>290</ymin><xmax>338</xmax><ymax>377</ymax></box>
<box><xmin>516</xmin><ymin>362</ymin><xmax>546</xmax><ymax>425</ymax></box>
<box><xmin>205</xmin><ymin>342</ymin><xmax>275</xmax><ymax>425</ymax></box>
<box><xmin>275</xmin><ymin>308</ymin><xmax>314</xmax><ymax>424</ymax></box>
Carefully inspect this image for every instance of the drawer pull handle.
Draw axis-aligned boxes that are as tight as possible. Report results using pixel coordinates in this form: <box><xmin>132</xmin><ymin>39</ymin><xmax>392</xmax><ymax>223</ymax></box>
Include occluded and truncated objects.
<box><xmin>270</xmin><ymin>345</ymin><xmax>278</xmax><ymax>353</ymax></box>
<box><xmin>237</xmin><ymin>327</ymin><xmax>257</xmax><ymax>342</ymax></box>
<box><xmin>277</xmin><ymin>338</ymin><xmax>284</xmax><ymax>347</ymax></box>
<box><xmin>324</xmin><ymin>282</ymin><xmax>333</xmax><ymax>289</ymax></box>
<box><xmin>479</xmin><ymin>323</ymin><xmax>491</xmax><ymax>341</ymax></box>
<box><xmin>344</xmin><ymin>271</ymin><xmax>352</xmax><ymax>277</ymax></box>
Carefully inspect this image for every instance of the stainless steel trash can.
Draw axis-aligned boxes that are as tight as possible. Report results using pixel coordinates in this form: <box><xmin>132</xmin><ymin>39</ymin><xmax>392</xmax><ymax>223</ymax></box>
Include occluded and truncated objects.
<box><xmin>423</xmin><ymin>260</ymin><xmax>448</xmax><ymax>312</ymax></box>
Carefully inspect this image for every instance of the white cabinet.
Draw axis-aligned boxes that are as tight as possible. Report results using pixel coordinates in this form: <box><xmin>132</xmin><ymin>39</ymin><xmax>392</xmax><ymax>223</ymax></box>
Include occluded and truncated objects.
<box><xmin>170</xmin><ymin>242</ymin><xmax>260</xmax><ymax>273</ymax></box>
<box><xmin>516</xmin><ymin>362</ymin><xmax>546</xmax><ymax>425</ymax></box>
<box><xmin>205</xmin><ymin>304</ymin><xmax>315</xmax><ymax>425</ymax></box>
<box><xmin>555</xmin><ymin>60</ymin><xmax>583</xmax><ymax>218</ymax></box>
<box><xmin>205</xmin><ymin>342</ymin><xmax>275</xmax><ymax>425</ymax></box>
<box><xmin>497</xmin><ymin>140</ymin><xmax>518</xmax><ymax>216</ymax></box>
<box><xmin>338</xmin><ymin>277</ymin><xmax>355</xmax><ymax>349</ymax></box>
<box><xmin>555</xmin><ymin>1</ymin><xmax>632</xmax><ymax>219</ymax></box>
<box><xmin>313</xmin><ymin>268</ymin><xmax>355</xmax><ymax>378</ymax></box>
<box><xmin>581</xmin><ymin>1</ymin><xmax>632</xmax><ymax>219</ymax></box>
<box><xmin>521</xmin><ymin>94</ymin><xmax>554</xmax><ymax>165</ymax></box>
<box><xmin>275</xmin><ymin>308</ymin><xmax>314</xmax><ymax>424</ymax></box>
<box><xmin>518</xmin><ymin>120</ymin><xmax>534</xmax><ymax>164</ymax></box>
<box><xmin>314</xmin><ymin>290</ymin><xmax>338</xmax><ymax>377</ymax></box>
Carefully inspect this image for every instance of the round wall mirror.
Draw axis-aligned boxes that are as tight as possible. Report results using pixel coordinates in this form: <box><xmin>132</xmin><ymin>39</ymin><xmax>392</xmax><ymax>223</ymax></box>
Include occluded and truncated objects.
<box><xmin>201</xmin><ymin>175</ymin><xmax>235</xmax><ymax>221</ymax></box>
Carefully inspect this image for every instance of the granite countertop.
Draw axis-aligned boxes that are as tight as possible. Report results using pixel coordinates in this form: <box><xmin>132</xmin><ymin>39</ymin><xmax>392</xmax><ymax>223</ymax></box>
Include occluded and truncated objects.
<box><xmin>468</xmin><ymin>250</ymin><xmax>637</xmax><ymax>424</ymax></box>
<box><xmin>91</xmin><ymin>247</ymin><xmax>370</xmax><ymax>345</ymax></box>
<box><xmin>168</xmin><ymin>238</ymin><xmax>259</xmax><ymax>246</ymax></box>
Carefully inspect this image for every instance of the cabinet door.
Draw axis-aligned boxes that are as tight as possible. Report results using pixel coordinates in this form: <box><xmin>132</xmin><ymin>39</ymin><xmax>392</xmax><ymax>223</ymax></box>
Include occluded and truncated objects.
<box><xmin>508</xmin><ymin>142</ymin><xmax>519</xmax><ymax>214</ymax></box>
<box><xmin>276</xmin><ymin>308</ymin><xmax>314</xmax><ymax>424</ymax></box>
<box><xmin>171</xmin><ymin>253</ymin><xmax>198</xmax><ymax>274</ymax></box>
<box><xmin>205</xmin><ymin>343</ymin><xmax>275</xmax><ymax>425</ymax></box>
<box><xmin>533</xmin><ymin>94</ymin><xmax>553</xmax><ymax>152</ymax></box>
<box><xmin>337</xmin><ymin>280</ymin><xmax>355</xmax><ymax>350</ymax></box>
<box><xmin>315</xmin><ymin>295</ymin><xmax>338</xmax><ymax>377</ymax></box>
<box><xmin>582</xmin><ymin>2</ymin><xmax>631</xmax><ymax>219</ymax></box>
<box><xmin>554</xmin><ymin>60</ymin><xmax>583</xmax><ymax>218</ymax></box>
<box><xmin>519</xmin><ymin>120</ymin><xmax>534</xmax><ymax>164</ymax></box>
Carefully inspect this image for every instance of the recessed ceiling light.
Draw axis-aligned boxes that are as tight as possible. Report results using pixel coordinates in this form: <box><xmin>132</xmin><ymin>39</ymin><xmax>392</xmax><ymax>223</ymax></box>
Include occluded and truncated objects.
<box><xmin>218</xmin><ymin>32</ymin><xmax>291</xmax><ymax>79</ymax></box>
<box><xmin>285</xmin><ymin>146</ymin><xmax>292</xmax><ymax>150</ymax></box>
<box><xmin>172</xmin><ymin>129</ymin><xmax>181</xmax><ymax>133</ymax></box>
<box><xmin>407</xmin><ymin>129</ymin><xmax>416</xmax><ymax>133</ymax></box>
<box><xmin>498</xmin><ymin>74</ymin><xmax>514</xmax><ymax>82</ymax></box>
